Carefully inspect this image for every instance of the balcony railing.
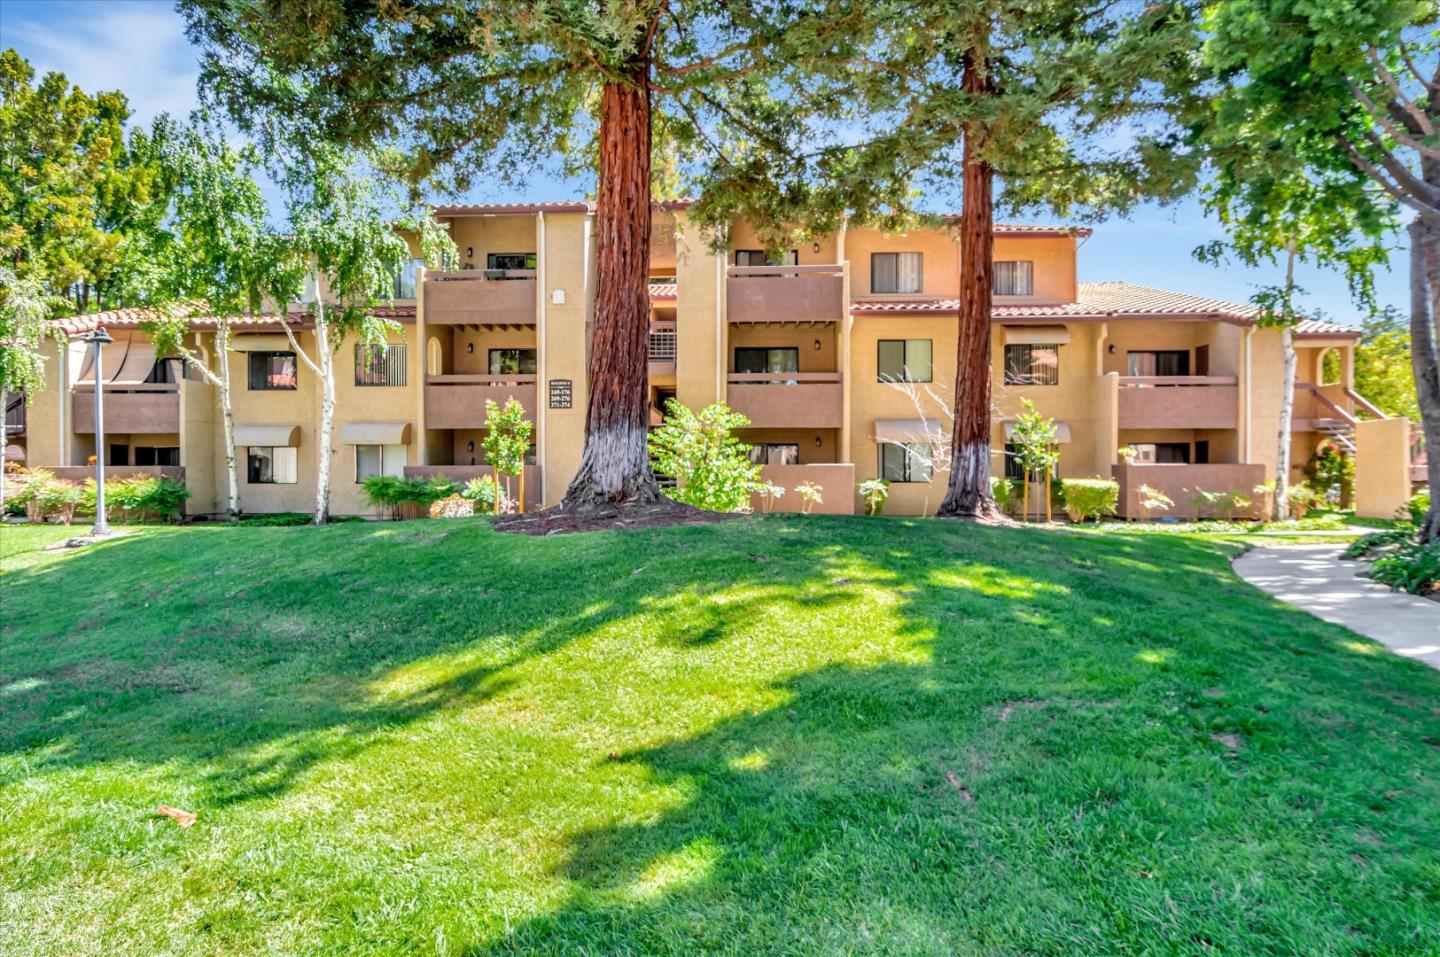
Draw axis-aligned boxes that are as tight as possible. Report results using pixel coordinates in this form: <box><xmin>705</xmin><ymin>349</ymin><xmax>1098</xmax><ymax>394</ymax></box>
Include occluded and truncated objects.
<box><xmin>726</xmin><ymin>372</ymin><xmax>843</xmax><ymax>428</ymax></box>
<box><xmin>71</xmin><ymin>383</ymin><xmax>180</xmax><ymax>434</ymax></box>
<box><xmin>726</xmin><ymin>264</ymin><xmax>844</xmax><ymax>324</ymax></box>
<box><xmin>1117</xmin><ymin>376</ymin><xmax>1238</xmax><ymax>430</ymax></box>
<box><xmin>649</xmin><ymin>324</ymin><xmax>677</xmax><ymax>375</ymax></box>
<box><xmin>423</xmin><ymin>270</ymin><xmax>537</xmax><ymax>326</ymax></box>
<box><xmin>4</xmin><ymin>394</ymin><xmax>24</xmax><ymax>436</ymax></box>
<box><xmin>423</xmin><ymin>374</ymin><xmax>537</xmax><ymax>429</ymax></box>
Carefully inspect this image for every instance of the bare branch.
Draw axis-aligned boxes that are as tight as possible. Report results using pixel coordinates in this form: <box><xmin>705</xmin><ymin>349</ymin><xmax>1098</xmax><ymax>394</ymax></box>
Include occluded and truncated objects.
<box><xmin>277</xmin><ymin>312</ymin><xmax>324</xmax><ymax>376</ymax></box>
<box><xmin>1369</xmin><ymin>47</ymin><xmax>1434</xmax><ymax>135</ymax></box>
<box><xmin>1341</xmin><ymin>136</ymin><xmax>1440</xmax><ymax>220</ymax></box>
<box><xmin>1348</xmin><ymin>77</ymin><xmax>1440</xmax><ymax>159</ymax></box>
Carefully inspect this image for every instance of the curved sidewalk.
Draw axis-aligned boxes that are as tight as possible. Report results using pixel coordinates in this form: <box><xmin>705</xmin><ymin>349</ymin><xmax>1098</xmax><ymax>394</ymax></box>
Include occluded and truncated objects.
<box><xmin>1233</xmin><ymin>545</ymin><xmax>1440</xmax><ymax>670</ymax></box>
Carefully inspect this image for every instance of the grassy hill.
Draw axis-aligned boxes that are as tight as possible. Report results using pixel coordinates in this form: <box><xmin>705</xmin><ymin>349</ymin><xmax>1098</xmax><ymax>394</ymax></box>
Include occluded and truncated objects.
<box><xmin>2</xmin><ymin>518</ymin><xmax>1437</xmax><ymax>955</ymax></box>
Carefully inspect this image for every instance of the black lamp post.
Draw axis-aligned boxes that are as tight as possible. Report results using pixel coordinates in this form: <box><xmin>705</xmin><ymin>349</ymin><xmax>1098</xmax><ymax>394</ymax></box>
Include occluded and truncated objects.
<box><xmin>81</xmin><ymin>327</ymin><xmax>113</xmax><ymax>537</ymax></box>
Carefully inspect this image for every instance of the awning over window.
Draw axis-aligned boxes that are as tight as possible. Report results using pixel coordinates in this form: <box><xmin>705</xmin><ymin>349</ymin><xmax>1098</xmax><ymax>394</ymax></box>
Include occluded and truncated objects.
<box><xmin>233</xmin><ymin>424</ymin><xmax>301</xmax><ymax>447</ymax></box>
<box><xmin>110</xmin><ymin>339</ymin><xmax>158</xmax><ymax>384</ymax></box>
<box><xmin>1002</xmin><ymin>324</ymin><xmax>1071</xmax><ymax>345</ymax></box>
<box><xmin>339</xmin><ymin>421</ymin><xmax>411</xmax><ymax>445</ymax></box>
<box><xmin>75</xmin><ymin>332</ymin><xmax>134</xmax><ymax>383</ymax></box>
<box><xmin>231</xmin><ymin>334</ymin><xmax>295</xmax><ymax>352</ymax></box>
<box><xmin>1001</xmin><ymin>420</ymin><xmax>1072</xmax><ymax>443</ymax></box>
<box><xmin>874</xmin><ymin>419</ymin><xmax>944</xmax><ymax>445</ymax></box>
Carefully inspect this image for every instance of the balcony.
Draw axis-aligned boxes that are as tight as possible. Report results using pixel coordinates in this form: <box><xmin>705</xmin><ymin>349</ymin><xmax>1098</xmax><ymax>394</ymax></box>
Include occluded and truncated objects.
<box><xmin>726</xmin><ymin>264</ymin><xmax>844</xmax><ymax>324</ymax></box>
<box><xmin>424</xmin><ymin>375</ymin><xmax>537</xmax><ymax>429</ymax></box>
<box><xmin>726</xmin><ymin>373</ymin><xmax>843</xmax><ymax>428</ymax></box>
<box><xmin>1117</xmin><ymin>376</ymin><xmax>1238</xmax><ymax>430</ymax></box>
<box><xmin>72</xmin><ymin>383</ymin><xmax>180</xmax><ymax>434</ymax></box>
<box><xmin>423</xmin><ymin>271</ymin><xmax>537</xmax><ymax>326</ymax></box>
<box><xmin>649</xmin><ymin>323</ymin><xmax>677</xmax><ymax>376</ymax></box>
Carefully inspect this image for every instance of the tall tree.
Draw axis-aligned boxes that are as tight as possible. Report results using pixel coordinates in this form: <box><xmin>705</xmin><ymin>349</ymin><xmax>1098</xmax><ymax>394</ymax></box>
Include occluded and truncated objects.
<box><xmin>142</xmin><ymin>122</ymin><xmax>272</xmax><ymax>520</ymax></box>
<box><xmin>178</xmin><ymin>0</ymin><xmax>891</xmax><ymax>517</ymax></box>
<box><xmin>263</xmin><ymin>151</ymin><xmax>410</xmax><ymax>525</ymax></box>
<box><xmin>1203</xmin><ymin>0</ymin><xmax>1440</xmax><ymax>540</ymax></box>
<box><xmin>1354</xmin><ymin>307</ymin><xmax>1421</xmax><ymax>422</ymax></box>
<box><xmin>0</xmin><ymin>266</ymin><xmax>53</xmax><ymax>513</ymax></box>
<box><xmin>0</xmin><ymin>49</ymin><xmax>171</xmax><ymax>313</ymax></box>
<box><xmin>696</xmin><ymin>2</ymin><xmax>1204</xmax><ymax>520</ymax></box>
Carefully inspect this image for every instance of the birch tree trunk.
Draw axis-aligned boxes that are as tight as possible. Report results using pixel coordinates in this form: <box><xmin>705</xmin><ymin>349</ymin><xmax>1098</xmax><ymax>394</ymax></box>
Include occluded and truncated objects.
<box><xmin>938</xmin><ymin>42</ymin><xmax>1003</xmax><ymax>521</ymax></box>
<box><xmin>1409</xmin><ymin>217</ymin><xmax>1440</xmax><ymax>542</ymax></box>
<box><xmin>1273</xmin><ymin>245</ymin><xmax>1298</xmax><ymax>522</ymax></box>
<box><xmin>560</xmin><ymin>61</ymin><xmax>663</xmax><ymax>512</ymax></box>
<box><xmin>313</xmin><ymin>310</ymin><xmax>335</xmax><ymax>526</ymax></box>
<box><xmin>215</xmin><ymin>324</ymin><xmax>240</xmax><ymax>519</ymax></box>
<box><xmin>0</xmin><ymin>386</ymin><xmax>9</xmax><ymax>516</ymax></box>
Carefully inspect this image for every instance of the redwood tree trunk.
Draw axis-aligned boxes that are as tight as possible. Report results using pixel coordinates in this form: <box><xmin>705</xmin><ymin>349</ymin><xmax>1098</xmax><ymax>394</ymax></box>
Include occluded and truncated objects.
<box><xmin>938</xmin><ymin>44</ymin><xmax>1002</xmax><ymax>520</ymax></box>
<box><xmin>1410</xmin><ymin>217</ymin><xmax>1440</xmax><ymax>542</ymax></box>
<box><xmin>561</xmin><ymin>62</ymin><xmax>662</xmax><ymax>511</ymax></box>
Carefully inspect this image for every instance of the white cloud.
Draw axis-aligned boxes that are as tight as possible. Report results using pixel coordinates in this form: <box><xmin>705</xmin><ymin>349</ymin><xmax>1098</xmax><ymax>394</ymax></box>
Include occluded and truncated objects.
<box><xmin>3</xmin><ymin>1</ymin><xmax>200</xmax><ymax>126</ymax></box>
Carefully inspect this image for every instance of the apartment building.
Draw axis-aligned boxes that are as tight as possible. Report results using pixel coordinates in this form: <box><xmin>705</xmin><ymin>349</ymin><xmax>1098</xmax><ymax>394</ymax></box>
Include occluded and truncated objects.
<box><xmin>10</xmin><ymin>201</ymin><xmax>1417</xmax><ymax>520</ymax></box>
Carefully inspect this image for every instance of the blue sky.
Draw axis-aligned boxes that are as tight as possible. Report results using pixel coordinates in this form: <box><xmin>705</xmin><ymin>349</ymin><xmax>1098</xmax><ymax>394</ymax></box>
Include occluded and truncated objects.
<box><xmin>0</xmin><ymin>0</ymin><xmax>1409</xmax><ymax>327</ymax></box>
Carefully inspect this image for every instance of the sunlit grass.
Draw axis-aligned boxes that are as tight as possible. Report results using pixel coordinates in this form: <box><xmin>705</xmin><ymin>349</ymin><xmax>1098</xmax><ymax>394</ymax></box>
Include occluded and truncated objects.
<box><xmin>2</xmin><ymin>517</ymin><xmax>1438</xmax><ymax>956</ymax></box>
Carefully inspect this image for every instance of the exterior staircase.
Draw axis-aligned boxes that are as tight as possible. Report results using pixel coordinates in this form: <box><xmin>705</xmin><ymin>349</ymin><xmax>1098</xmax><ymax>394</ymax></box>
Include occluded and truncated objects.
<box><xmin>1314</xmin><ymin>417</ymin><xmax>1356</xmax><ymax>454</ymax></box>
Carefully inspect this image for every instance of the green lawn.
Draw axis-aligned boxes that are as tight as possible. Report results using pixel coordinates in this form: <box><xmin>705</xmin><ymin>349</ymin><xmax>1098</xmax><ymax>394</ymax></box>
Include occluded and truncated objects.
<box><xmin>1</xmin><ymin>518</ymin><xmax>1437</xmax><ymax>956</ymax></box>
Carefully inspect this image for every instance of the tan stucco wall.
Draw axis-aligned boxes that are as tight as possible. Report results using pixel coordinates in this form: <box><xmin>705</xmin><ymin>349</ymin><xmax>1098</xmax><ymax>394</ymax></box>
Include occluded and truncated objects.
<box><xmin>444</xmin><ymin>215</ymin><xmax>538</xmax><ymax>272</ymax></box>
<box><xmin>538</xmin><ymin>211</ymin><xmax>591</xmax><ymax>505</ymax></box>
<box><xmin>675</xmin><ymin>213</ymin><xmax>725</xmax><ymax>413</ymax></box>
<box><xmin>727</xmin><ymin>324</ymin><xmax>839</xmax><ymax>373</ymax></box>
<box><xmin>1355</xmin><ymin>417</ymin><xmax>1413</xmax><ymax>519</ymax></box>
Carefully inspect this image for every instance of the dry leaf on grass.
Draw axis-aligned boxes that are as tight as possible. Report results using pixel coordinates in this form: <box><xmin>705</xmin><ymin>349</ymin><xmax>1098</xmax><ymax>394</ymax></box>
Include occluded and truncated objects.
<box><xmin>155</xmin><ymin>805</ymin><xmax>197</xmax><ymax>828</ymax></box>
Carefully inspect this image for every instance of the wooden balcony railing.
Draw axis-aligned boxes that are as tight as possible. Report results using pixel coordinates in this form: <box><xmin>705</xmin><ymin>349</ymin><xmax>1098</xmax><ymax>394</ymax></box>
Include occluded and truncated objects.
<box><xmin>726</xmin><ymin>264</ymin><xmax>844</xmax><ymax>324</ymax></box>
<box><xmin>726</xmin><ymin>372</ymin><xmax>843</xmax><ymax>428</ymax></box>
<box><xmin>1117</xmin><ymin>376</ymin><xmax>1238</xmax><ymax>430</ymax></box>
<box><xmin>423</xmin><ymin>375</ymin><xmax>537</xmax><ymax>429</ymax></box>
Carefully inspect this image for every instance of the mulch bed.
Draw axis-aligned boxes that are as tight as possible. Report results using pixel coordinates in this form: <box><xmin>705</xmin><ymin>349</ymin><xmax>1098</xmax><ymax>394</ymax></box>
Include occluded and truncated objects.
<box><xmin>494</xmin><ymin>499</ymin><xmax>739</xmax><ymax>536</ymax></box>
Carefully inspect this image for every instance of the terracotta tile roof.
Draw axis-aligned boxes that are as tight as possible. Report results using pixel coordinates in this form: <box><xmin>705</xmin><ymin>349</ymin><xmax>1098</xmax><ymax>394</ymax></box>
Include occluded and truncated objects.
<box><xmin>648</xmin><ymin>282</ymin><xmax>677</xmax><ymax>300</ymax></box>
<box><xmin>52</xmin><ymin>304</ymin><xmax>416</xmax><ymax>338</ymax></box>
<box><xmin>1294</xmin><ymin>316</ymin><xmax>1360</xmax><ymax>338</ymax></box>
<box><xmin>433</xmin><ymin>198</ymin><xmax>695</xmax><ymax>216</ymax></box>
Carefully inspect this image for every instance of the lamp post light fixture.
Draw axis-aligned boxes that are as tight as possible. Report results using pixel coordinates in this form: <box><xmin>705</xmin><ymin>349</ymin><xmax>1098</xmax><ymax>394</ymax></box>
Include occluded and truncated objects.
<box><xmin>81</xmin><ymin>327</ymin><xmax>114</xmax><ymax>537</ymax></box>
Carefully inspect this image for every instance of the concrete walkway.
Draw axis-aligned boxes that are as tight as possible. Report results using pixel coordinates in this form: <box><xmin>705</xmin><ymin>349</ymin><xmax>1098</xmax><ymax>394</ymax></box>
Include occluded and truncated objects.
<box><xmin>1233</xmin><ymin>545</ymin><xmax>1440</xmax><ymax>670</ymax></box>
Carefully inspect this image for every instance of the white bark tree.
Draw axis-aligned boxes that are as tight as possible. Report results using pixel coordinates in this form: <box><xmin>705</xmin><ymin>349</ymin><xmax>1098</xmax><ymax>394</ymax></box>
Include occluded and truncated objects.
<box><xmin>0</xmin><ymin>267</ymin><xmax>52</xmax><ymax>514</ymax></box>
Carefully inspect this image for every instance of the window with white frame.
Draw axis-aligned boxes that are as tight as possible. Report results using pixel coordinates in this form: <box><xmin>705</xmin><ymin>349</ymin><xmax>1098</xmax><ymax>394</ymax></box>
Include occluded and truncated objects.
<box><xmin>993</xmin><ymin>261</ymin><xmax>1034</xmax><ymax>296</ymax></box>
<box><xmin>878</xmin><ymin>443</ymin><xmax>932</xmax><ymax>483</ymax></box>
<box><xmin>871</xmin><ymin>252</ymin><xmax>923</xmax><ymax>293</ymax></box>
<box><xmin>355</xmin><ymin>444</ymin><xmax>408</xmax><ymax>482</ymax></box>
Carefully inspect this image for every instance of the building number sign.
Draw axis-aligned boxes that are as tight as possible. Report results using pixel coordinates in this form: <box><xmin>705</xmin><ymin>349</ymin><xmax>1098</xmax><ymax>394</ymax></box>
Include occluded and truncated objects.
<box><xmin>548</xmin><ymin>379</ymin><xmax>573</xmax><ymax>409</ymax></box>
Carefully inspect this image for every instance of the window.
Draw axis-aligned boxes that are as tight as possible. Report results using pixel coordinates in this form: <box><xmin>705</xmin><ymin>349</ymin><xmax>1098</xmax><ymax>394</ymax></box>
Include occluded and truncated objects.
<box><xmin>109</xmin><ymin>444</ymin><xmax>130</xmax><ymax>466</ymax></box>
<box><xmin>135</xmin><ymin>446</ymin><xmax>180</xmax><ymax>467</ymax></box>
<box><xmin>355</xmin><ymin>444</ymin><xmax>407</xmax><ymax>482</ymax></box>
<box><xmin>871</xmin><ymin>252</ymin><xmax>922</xmax><ymax>294</ymax></box>
<box><xmin>1002</xmin><ymin>442</ymin><xmax>1062</xmax><ymax>480</ymax></box>
<box><xmin>486</xmin><ymin>252</ymin><xmax>536</xmax><ymax>272</ymax></box>
<box><xmin>1004</xmin><ymin>344</ymin><xmax>1061</xmax><ymax>385</ymax></box>
<box><xmin>1130</xmin><ymin>442</ymin><xmax>1190</xmax><ymax>464</ymax></box>
<box><xmin>488</xmin><ymin>348</ymin><xmax>538</xmax><ymax>375</ymax></box>
<box><xmin>392</xmin><ymin>258</ymin><xmax>424</xmax><ymax>299</ymax></box>
<box><xmin>734</xmin><ymin>347</ymin><xmax>799</xmax><ymax>382</ymax></box>
<box><xmin>427</xmin><ymin>337</ymin><xmax>443</xmax><ymax>376</ymax></box>
<box><xmin>248</xmin><ymin>351</ymin><xmax>297</xmax><ymax>390</ymax></box>
<box><xmin>1127</xmin><ymin>350</ymin><xmax>1190</xmax><ymax>377</ymax></box>
<box><xmin>355</xmin><ymin>343</ymin><xmax>408</xmax><ymax>386</ymax></box>
<box><xmin>747</xmin><ymin>443</ymin><xmax>800</xmax><ymax>466</ymax></box>
<box><xmin>879</xmin><ymin>443</ymin><xmax>932</xmax><ymax>483</ymax></box>
<box><xmin>247</xmin><ymin>446</ymin><xmax>298</xmax><ymax>484</ymax></box>
<box><xmin>994</xmin><ymin>261</ymin><xmax>1034</xmax><ymax>296</ymax></box>
<box><xmin>877</xmin><ymin>339</ymin><xmax>933</xmax><ymax>382</ymax></box>
<box><xmin>145</xmin><ymin>359</ymin><xmax>181</xmax><ymax>384</ymax></box>
<box><xmin>734</xmin><ymin>249</ymin><xmax>798</xmax><ymax>267</ymax></box>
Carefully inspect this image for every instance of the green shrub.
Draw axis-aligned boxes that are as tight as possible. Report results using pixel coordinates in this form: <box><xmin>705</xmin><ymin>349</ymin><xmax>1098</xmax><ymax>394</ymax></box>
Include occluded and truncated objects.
<box><xmin>989</xmin><ymin>476</ymin><xmax>1013</xmax><ymax>513</ymax></box>
<box><xmin>648</xmin><ymin>400</ymin><xmax>760</xmax><ymax>512</ymax></box>
<box><xmin>1369</xmin><ymin>539</ymin><xmax>1440</xmax><ymax>595</ymax></box>
<box><xmin>1343</xmin><ymin>527</ymin><xmax>1416</xmax><ymax>561</ymax></box>
<box><xmin>1409</xmin><ymin>489</ymin><xmax>1432</xmax><ymax>526</ymax></box>
<box><xmin>361</xmin><ymin>475</ymin><xmax>459</xmax><ymax>519</ymax></box>
<box><xmin>98</xmin><ymin>476</ymin><xmax>189</xmax><ymax>523</ymax></box>
<box><xmin>1061</xmin><ymin>478</ymin><xmax>1118</xmax><ymax>523</ymax></box>
<box><xmin>238</xmin><ymin>512</ymin><xmax>314</xmax><ymax>527</ymax></box>
<box><xmin>37</xmin><ymin>478</ymin><xmax>86</xmax><ymax>525</ymax></box>
<box><xmin>1286</xmin><ymin>483</ymin><xmax>1319</xmax><ymax>519</ymax></box>
<box><xmin>859</xmin><ymin>478</ymin><xmax>889</xmax><ymax>516</ymax></box>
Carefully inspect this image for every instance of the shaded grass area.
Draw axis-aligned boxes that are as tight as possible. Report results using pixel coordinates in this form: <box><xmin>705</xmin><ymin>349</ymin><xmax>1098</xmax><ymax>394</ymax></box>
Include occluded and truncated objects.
<box><xmin>1</xmin><ymin>518</ymin><xmax>1437</xmax><ymax>956</ymax></box>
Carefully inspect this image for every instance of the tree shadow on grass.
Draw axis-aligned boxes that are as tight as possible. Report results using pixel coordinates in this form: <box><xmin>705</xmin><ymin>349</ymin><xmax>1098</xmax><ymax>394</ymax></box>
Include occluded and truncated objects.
<box><xmin>3</xmin><ymin>519</ymin><xmax>1438</xmax><ymax>954</ymax></box>
<box><xmin>456</xmin><ymin>524</ymin><xmax>1440</xmax><ymax>956</ymax></box>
